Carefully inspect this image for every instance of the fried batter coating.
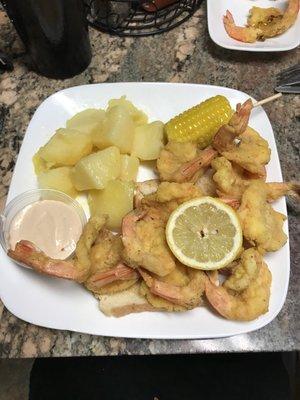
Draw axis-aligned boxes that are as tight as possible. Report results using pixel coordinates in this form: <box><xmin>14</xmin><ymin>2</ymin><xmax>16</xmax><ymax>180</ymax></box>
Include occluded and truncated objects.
<box><xmin>238</xmin><ymin>181</ymin><xmax>287</xmax><ymax>253</ymax></box>
<box><xmin>223</xmin><ymin>248</ymin><xmax>260</xmax><ymax>292</ymax></box>
<box><xmin>157</xmin><ymin>141</ymin><xmax>217</xmax><ymax>183</ymax></box>
<box><xmin>85</xmin><ymin>230</ymin><xmax>138</xmax><ymax>295</ymax></box>
<box><xmin>123</xmin><ymin>181</ymin><xmax>204</xmax><ymax>277</ymax></box>
<box><xmin>212</xmin><ymin>156</ymin><xmax>261</xmax><ymax>200</ymax></box>
<box><xmin>122</xmin><ymin>208</ymin><xmax>176</xmax><ymax>277</ymax></box>
<box><xmin>139</xmin><ymin>264</ymin><xmax>205</xmax><ymax>311</ymax></box>
<box><xmin>205</xmin><ymin>249</ymin><xmax>272</xmax><ymax>321</ymax></box>
<box><xmin>8</xmin><ymin>215</ymin><xmax>108</xmax><ymax>282</ymax></box>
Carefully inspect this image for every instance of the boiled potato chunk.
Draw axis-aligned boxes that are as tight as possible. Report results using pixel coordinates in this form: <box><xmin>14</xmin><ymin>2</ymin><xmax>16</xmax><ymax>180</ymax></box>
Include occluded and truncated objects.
<box><xmin>131</xmin><ymin>121</ymin><xmax>164</xmax><ymax>160</ymax></box>
<box><xmin>119</xmin><ymin>154</ymin><xmax>139</xmax><ymax>181</ymax></box>
<box><xmin>36</xmin><ymin>128</ymin><xmax>93</xmax><ymax>169</ymax></box>
<box><xmin>33</xmin><ymin>153</ymin><xmax>48</xmax><ymax>174</ymax></box>
<box><xmin>108</xmin><ymin>96</ymin><xmax>148</xmax><ymax>126</ymax></box>
<box><xmin>38</xmin><ymin>167</ymin><xmax>78</xmax><ymax>198</ymax></box>
<box><xmin>72</xmin><ymin>146</ymin><xmax>121</xmax><ymax>191</ymax></box>
<box><xmin>88</xmin><ymin>180</ymin><xmax>134</xmax><ymax>230</ymax></box>
<box><xmin>66</xmin><ymin>109</ymin><xmax>106</xmax><ymax>138</ymax></box>
<box><xmin>93</xmin><ymin>105</ymin><xmax>134</xmax><ymax>154</ymax></box>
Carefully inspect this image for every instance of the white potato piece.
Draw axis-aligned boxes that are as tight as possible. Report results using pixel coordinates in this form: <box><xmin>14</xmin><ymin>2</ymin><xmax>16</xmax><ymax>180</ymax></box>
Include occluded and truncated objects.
<box><xmin>88</xmin><ymin>180</ymin><xmax>134</xmax><ymax>230</ymax></box>
<box><xmin>131</xmin><ymin>121</ymin><xmax>165</xmax><ymax>160</ymax></box>
<box><xmin>66</xmin><ymin>109</ymin><xmax>106</xmax><ymax>138</ymax></box>
<box><xmin>119</xmin><ymin>154</ymin><xmax>139</xmax><ymax>181</ymax></box>
<box><xmin>93</xmin><ymin>105</ymin><xmax>135</xmax><ymax>154</ymax></box>
<box><xmin>38</xmin><ymin>167</ymin><xmax>78</xmax><ymax>198</ymax></box>
<box><xmin>35</xmin><ymin>128</ymin><xmax>93</xmax><ymax>170</ymax></box>
<box><xmin>72</xmin><ymin>146</ymin><xmax>121</xmax><ymax>191</ymax></box>
<box><xmin>108</xmin><ymin>96</ymin><xmax>148</xmax><ymax>126</ymax></box>
<box><xmin>33</xmin><ymin>153</ymin><xmax>49</xmax><ymax>174</ymax></box>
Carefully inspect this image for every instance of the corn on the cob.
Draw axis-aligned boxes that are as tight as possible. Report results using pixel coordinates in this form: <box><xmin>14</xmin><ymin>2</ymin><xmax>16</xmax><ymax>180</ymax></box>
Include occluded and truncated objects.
<box><xmin>165</xmin><ymin>95</ymin><xmax>233</xmax><ymax>148</ymax></box>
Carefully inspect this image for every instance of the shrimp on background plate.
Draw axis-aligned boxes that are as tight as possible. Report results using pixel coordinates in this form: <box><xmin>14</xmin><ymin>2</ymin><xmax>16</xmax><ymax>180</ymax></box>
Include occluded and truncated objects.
<box><xmin>223</xmin><ymin>0</ymin><xmax>299</xmax><ymax>43</ymax></box>
<box><xmin>223</xmin><ymin>10</ymin><xmax>262</xmax><ymax>43</ymax></box>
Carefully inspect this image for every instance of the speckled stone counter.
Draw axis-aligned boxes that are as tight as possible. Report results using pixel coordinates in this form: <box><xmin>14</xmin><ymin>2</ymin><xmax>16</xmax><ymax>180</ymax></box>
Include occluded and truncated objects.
<box><xmin>0</xmin><ymin>4</ymin><xmax>299</xmax><ymax>358</ymax></box>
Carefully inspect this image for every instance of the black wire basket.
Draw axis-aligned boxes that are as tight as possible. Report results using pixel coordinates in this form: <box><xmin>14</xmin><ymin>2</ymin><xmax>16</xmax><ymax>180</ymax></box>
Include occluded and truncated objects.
<box><xmin>85</xmin><ymin>0</ymin><xmax>203</xmax><ymax>36</ymax></box>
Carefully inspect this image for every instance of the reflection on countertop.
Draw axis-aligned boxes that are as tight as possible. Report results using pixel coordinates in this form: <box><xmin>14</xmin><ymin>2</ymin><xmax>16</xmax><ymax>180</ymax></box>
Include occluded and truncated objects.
<box><xmin>0</xmin><ymin>4</ymin><xmax>299</xmax><ymax>357</ymax></box>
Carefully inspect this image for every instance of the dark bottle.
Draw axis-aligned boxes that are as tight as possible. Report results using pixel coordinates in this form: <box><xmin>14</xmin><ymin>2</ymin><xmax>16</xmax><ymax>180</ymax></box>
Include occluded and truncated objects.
<box><xmin>2</xmin><ymin>0</ymin><xmax>92</xmax><ymax>79</ymax></box>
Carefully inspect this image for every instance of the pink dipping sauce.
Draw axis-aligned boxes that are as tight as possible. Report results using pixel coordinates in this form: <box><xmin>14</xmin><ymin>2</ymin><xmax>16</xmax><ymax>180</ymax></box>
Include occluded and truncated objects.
<box><xmin>9</xmin><ymin>200</ymin><xmax>82</xmax><ymax>259</ymax></box>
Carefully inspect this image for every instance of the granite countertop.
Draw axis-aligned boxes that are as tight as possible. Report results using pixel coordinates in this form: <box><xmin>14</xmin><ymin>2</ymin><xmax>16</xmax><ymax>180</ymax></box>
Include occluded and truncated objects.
<box><xmin>0</xmin><ymin>4</ymin><xmax>299</xmax><ymax>358</ymax></box>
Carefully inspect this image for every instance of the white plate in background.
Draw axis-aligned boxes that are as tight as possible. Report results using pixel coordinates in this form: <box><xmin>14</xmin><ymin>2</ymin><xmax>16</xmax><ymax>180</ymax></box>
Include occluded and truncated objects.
<box><xmin>0</xmin><ymin>83</ymin><xmax>290</xmax><ymax>339</ymax></box>
<box><xmin>207</xmin><ymin>0</ymin><xmax>300</xmax><ymax>51</ymax></box>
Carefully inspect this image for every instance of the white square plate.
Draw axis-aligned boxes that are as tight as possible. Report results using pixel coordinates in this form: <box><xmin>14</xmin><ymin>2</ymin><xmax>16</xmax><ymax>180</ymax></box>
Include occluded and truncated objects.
<box><xmin>207</xmin><ymin>0</ymin><xmax>300</xmax><ymax>51</ymax></box>
<box><xmin>0</xmin><ymin>83</ymin><xmax>290</xmax><ymax>339</ymax></box>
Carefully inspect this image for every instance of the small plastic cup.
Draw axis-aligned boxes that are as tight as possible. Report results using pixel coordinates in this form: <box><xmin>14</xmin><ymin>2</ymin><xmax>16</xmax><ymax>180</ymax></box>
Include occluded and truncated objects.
<box><xmin>0</xmin><ymin>189</ymin><xmax>87</xmax><ymax>261</ymax></box>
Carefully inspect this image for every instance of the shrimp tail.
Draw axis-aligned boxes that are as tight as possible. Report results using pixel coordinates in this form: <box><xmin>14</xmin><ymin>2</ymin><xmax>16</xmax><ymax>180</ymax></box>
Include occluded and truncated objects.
<box><xmin>122</xmin><ymin>209</ymin><xmax>147</xmax><ymax>239</ymax></box>
<box><xmin>220</xmin><ymin>197</ymin><xmax>240</xmax><ymax>210</ymax></box>
<box><xmin>230</xmin><ymin>100</ymin><xmax>253</xmax><ymax>133</ymax></box>
<box><xmin>8</xmin><ymin>240</ymin><xmax>84</xmax><ymax>281</ymax></box>
<box><xmin>266</xmin><ymin>181</ymin><xmax>300</xmax><ymax>202</ymax></box>
<box><xmin>205</xmin><ymin>278</ymin><xmax>232</xmax><ymax>319</ymax></box>
<box><xmin>223</xmin><ymin>10</ymin><xmax>262</xmax><ymax>43</ymax></box>
<box><xmin>175</xmin><ymin>146</ymin><xmax>217</xmax><ymax>182</ymax></box>
<box><xmin>87</xmin><ymin>263</ymin><xmax>138</xmax><ymax>289</ymax></box>
<box><xmin>213</xmin><ymin>99</ymin><xmax>253</xmax><ymax>153</ymax></box>
<box><xmin>151</xmin><ymin>280</ymin><xmax>183</xmax><ymax>304</ymax></box>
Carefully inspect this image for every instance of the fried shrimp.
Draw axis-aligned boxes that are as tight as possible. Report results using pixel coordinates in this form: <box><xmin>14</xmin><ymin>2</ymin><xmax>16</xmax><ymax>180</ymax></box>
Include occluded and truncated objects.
<box><xmin>8</xmin><ymin>215</ymin><xmax>108</xmax><ymax>282</ymax></box>
<box><xmin>223</xmin><ymin>10</ymin><xmax>262</xmax><ymax>43</ymax></box>
<box><xmin>123</xmin><ymin>181</ymin><xmax>206</xmax><ymax>277</ymax></box>
<box><xmin>223</xmin><ymin>0</ymin><xmax>299</xmax><ymax>43</ymax></box>
<box><xmin>238</xmin><ymin>181</ymin><xmax>287</xmax><ymax>253</ymax></box>
<box><xmin>139</xmin><ymin>265</ymin><xmax>206</xmax><ymax>310</ymax></box>
<box><xmin>212</xmin><ymin>156</ymin><xmax>261</xmax><ymax>200</ymax></box>
<box><xmin>122</xmin><ymin>208</ymin><xmax>176</xmax><ymax>277</ymax></box>
<box><xmin>213</xmin><ymin>100</ymin><xmax>270</xmax><ymax>177</ymax></box>
<box><xmin>205</xmin><ymin>249</ymin><xmax>272</xmax><ymax>321</ymax></box>
<box><xmin>157</xmin><ymin>140</ymin><xmax>217</xmax><ymax>183</ymax></box>
<box><xmin>248</xmin><ymin>0</ymin><xmax>299</xmax><ymax>39</ymax></box>
<box><xmin>85</xmin><ymin>229</ymin><xmax>138</xmax><ymax>294</ymax></box>
<box><xmin>142</xmin><ymin>181</ymin><xmax>203</xmax><ymax>210</ymax></box>
<box><xmin>8</xmin><ymin>215</ymin><xmax>138</xmax><ymax>293</ymax></box>
<box><xmin>223</xmin><ymin>248</ymin><xmax>260</xmax><ymax>292</ymax></box>
<box><xmin>212</xmin><ymin>157</ymin><xmax>299</xmax><ymax>205</ymax></box>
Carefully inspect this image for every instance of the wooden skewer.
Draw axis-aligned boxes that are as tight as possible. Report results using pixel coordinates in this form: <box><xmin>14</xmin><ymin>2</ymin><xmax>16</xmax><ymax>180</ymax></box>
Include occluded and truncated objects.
<box><xmin>253</xmin><ymin>93</ymin><xmax>282</xmax><ymax>108</ymax></box>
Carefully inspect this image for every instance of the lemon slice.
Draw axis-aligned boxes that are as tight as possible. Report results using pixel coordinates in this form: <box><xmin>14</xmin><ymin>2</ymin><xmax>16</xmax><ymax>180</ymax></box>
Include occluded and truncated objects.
<box><xmin>166</xmin><ymin>197</ymin><xmax>242</xmax><ymax>270</ymax></box>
